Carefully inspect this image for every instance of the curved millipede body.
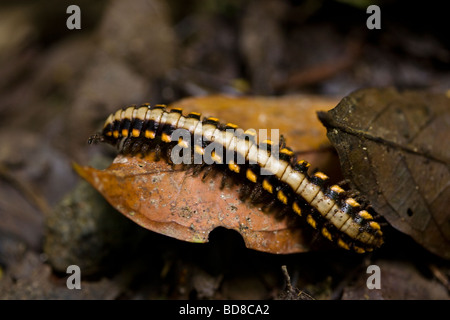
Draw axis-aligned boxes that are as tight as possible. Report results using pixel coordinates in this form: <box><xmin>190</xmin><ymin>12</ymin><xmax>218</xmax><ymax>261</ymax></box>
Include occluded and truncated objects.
<box><xmin>89</xmin><ymin>103</ymin><xmax>384</xmax><ymax>253</ymax></box>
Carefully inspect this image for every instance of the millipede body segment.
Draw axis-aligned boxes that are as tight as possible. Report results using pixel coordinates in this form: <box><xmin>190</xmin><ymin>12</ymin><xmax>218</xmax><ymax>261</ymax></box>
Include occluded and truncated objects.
<box><xmin>89</xmin><ymin>103</ymin><xmax>384</xmax><ymax>253</ymax></box>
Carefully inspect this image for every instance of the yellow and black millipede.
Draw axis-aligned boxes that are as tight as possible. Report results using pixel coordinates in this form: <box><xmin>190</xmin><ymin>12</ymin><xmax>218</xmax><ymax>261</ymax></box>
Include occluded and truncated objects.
<box><xmin>89</xmin><ymin>103</ymin><xmax>384</xmax><ymax>253</ymax></box>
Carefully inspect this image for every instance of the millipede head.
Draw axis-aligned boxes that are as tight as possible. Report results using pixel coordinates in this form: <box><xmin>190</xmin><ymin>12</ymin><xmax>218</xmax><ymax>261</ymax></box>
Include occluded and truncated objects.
<box><xmin>88</xmin><ymin>133</ymin><xmax>104</xmax><ymax>145</ymax></box>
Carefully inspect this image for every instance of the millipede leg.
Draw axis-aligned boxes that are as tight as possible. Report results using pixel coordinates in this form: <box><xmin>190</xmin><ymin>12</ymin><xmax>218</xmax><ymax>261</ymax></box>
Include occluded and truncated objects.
<box><xmin>337</xmin><ymin>179</ymin><xmax>351</xmax><ymax>187</ymax></box>
<box><xmin>279</xmin><ymin>135</ymin><xmax>287</xmax><ymax>149</ymax></box>
<box><xmin>140</xmin><ymin>142</ymin><xmax>150</xmax><ymax>156</ymax></box>
<box><xmin>238</xmin><ymin>184</ymin><xmax>251</xmax><ymax>201</ymax></box>
<box><xmin>261</xmin><ymin>197</ymin><xmax>277</xmax><ymax>213</ymax></box>
<box><xmin>346</xmin><ymin>190</ymin><xmax>360</xmax><ymax>198</ymax></box>
<box><xmin>191</xmin><ymin>163</ymin><xmax>207</xmax><ymax>177</ymax></box>
<box><xmin>219</xmin><ymin>172</ymin><xmax>228</xmax><ymax>190</ymax></box>
<box><xmin>131</xmin><ymin>140</ymin><xmax>144</xmax><ymax>155</ymax></box>
<box><xmin>249</xmin><ymin>184</ymin><xmax>264</xmax><ymax>203</ymax></box>
<box><xmin>154</xmin><ymin>144</ymin><xmax>162</xmax><ymax>161</ymax></box>
<box><xmin>201</xmin><ymin>165</ymin><xmax>214</xmax><ymax>181</ymax></box>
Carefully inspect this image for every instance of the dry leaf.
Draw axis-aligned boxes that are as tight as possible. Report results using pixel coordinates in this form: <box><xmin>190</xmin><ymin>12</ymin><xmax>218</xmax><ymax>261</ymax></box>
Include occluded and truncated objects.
<box><xmin>74</xmin><ymin>155</ymin><xmax>311</xmax><ymax>254</ymax></box>
<box><xmin>318</xmin><ymin>87</ymin><xmax>450</xmax><ymax>259</ymax></box>
<box><xmin>171</xmin><ymin>95</ymin><xmax>338</xmax><ymax>147</ymax></box>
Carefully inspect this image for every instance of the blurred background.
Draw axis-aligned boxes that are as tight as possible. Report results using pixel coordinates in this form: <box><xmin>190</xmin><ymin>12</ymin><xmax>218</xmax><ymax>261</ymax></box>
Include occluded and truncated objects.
<box><xmin>0</xmin><ymin>0</ymin><xmax>448</xmax><ymax>299</ymax></box>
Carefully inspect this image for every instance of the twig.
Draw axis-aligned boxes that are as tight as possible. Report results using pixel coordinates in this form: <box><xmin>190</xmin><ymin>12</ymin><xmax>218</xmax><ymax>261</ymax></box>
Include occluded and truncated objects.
<box><xmin>280</xmin><ymin>265</ymin><xmax>315</xmax><ymax>300</ymax></box>
<box><xmin>0</xmin><ymin>163</ymin><xmax>51</xmax><ymax>216</ymax></box>
<box><xmin>429</xmin><ymin>264</ymin><xmax>450</xmax><ymax>292</ymax></box>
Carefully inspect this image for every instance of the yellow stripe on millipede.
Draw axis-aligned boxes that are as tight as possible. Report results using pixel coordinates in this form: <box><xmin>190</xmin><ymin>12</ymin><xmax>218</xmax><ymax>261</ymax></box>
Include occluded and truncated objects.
<box><xmin>161</xmin><ymin>133</ymin><xmax>172</xmax><ymax>143</ymax></box>
<box><xmin>262</xmin><ymin>179</ymin><xmax>273</xmax><ymax>193</ymax></box>
<box><xmin>132</xmin><ymin>128</ymin><xmax>140</xmax><ymax>137</ymax></box>
<box><xmin>228</xmin><ymin>160</ymin><xmax>240</xmax><ymax>173</ymax></box>
<box><xmin>277</xmin><ymin>190</ymin><xmax>288</xmax><ymax>204</ymax></box>
<box><xmin>246</xmin><ymin>169</ymin><xmax>257</xmax><ymax>183</ymax></box>
<box><xmin>292</xmin><ymin>202</ymin><xmax>301</xmax><ymax>216</ymax></box>
<box><xmin>306</xmin><ymin>215</ymin><xmax>317</xmax><ymax>229</ymax></box>
<box><xmin>145</xmin><ymin>130</ymin><xmax>155</xmax><ymax>139</ymax></box>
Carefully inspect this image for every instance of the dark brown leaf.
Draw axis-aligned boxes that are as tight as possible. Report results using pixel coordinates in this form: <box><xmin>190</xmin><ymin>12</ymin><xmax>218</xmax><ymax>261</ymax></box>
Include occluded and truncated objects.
<box><xmin>318</xmin><ymin>87</ymin><xmax>450</xmax><ymax>259</ymax></box>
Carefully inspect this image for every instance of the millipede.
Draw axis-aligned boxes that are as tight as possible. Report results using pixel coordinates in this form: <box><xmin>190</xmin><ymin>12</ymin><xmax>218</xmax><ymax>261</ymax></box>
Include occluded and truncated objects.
<box><xmin>89</xmin><ymin>103</ymin><xmax>384</xmax><ymax>253</ymax></box>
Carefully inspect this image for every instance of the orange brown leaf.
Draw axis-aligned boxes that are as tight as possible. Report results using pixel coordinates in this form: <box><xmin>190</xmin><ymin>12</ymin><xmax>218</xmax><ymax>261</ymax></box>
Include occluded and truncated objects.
<box><xmin>74</xmin><ymin>155</ymin><xmax>312</xmax><ymax>254</ymax></box>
